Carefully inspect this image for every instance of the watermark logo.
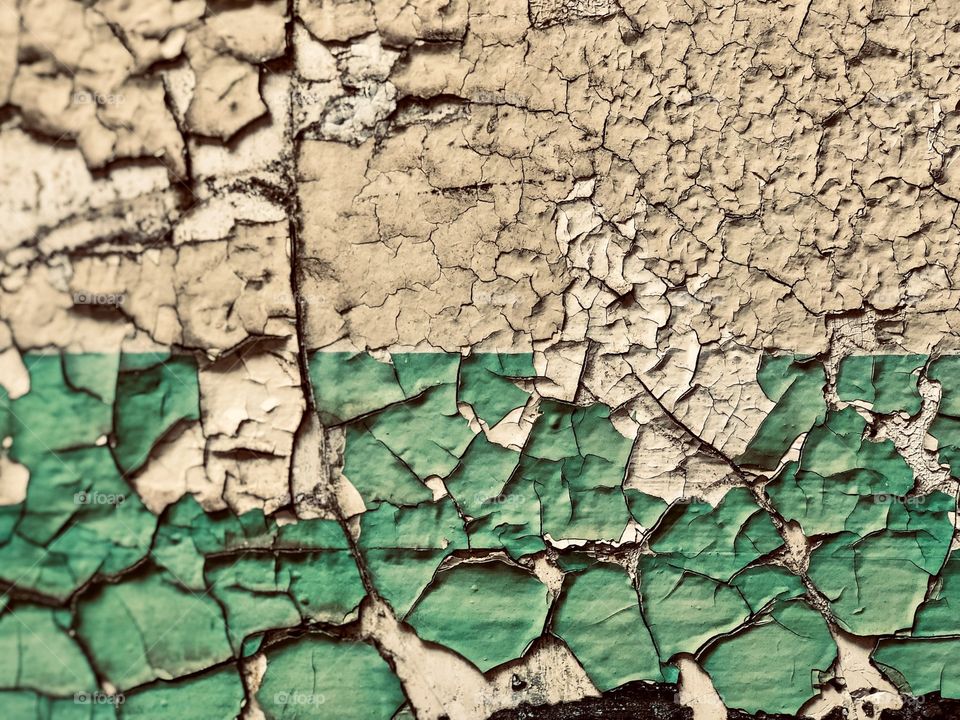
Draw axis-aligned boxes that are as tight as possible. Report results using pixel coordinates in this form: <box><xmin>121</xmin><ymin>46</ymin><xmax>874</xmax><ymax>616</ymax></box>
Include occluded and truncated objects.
<box><xmin>75</xmin><ymin>491</ymin><xmax>126</xmax><ymax>507</ymax></box>
<box><xmin>291</xmin><ymin>87</ymin><xmax>327</xmax><ymax>107</ymax></box>
<box><xmin>273</xmin><ymin>691</ymin><xmax>325</xmax><ymax>706</ymax></box>
<box><xmin>74</xmin><ymin>692</ymin><xmax>124</xmax><ymax>705</ymax></box>
<box><xmin>873</xmin><ymin>493</ymin><xmax>928</xmax><ymax>506</ymax></box>
<box><xmin>475</xmin><ymin>492</ymin><xmax>528</xmax><ymax>509</ymax></box>
<box><xmin>73</xmin><ymin>292</ymin><xmax>126</xmax><ymax>306</ymax></box>
<box><xmin>73</xmin><ymin>91</ymin><xmax>125</xmax><ymax>106</ymax></box>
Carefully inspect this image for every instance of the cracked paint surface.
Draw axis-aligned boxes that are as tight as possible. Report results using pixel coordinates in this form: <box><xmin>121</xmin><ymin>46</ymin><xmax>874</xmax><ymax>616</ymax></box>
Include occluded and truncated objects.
<box><xmin>4</xmin><ymin>0</ymin><xmax>960</xmax><ymax>718</ymax></box>
<box><xmin>2</xmin><ymin>350</ymin><xmax>960</xmax><ymax>719</ymax></box>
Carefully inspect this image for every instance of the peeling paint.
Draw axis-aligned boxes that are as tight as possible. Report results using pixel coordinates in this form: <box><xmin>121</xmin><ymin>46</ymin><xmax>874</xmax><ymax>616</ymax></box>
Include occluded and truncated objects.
<box><xmin>4</xmin><ymin>0</ymin><xmax>960</xmax><ymax>717</ymax></box>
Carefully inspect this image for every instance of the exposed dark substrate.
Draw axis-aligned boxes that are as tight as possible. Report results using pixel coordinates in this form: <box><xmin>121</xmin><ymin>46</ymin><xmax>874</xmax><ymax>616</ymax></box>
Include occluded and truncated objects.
<box><xmin>487</xmin><ymin>681</ymin><xmax>691</xmax><ymax>720</ymax></box>
<box><xmin>487</xmin><ymin>682</ymin><xmax>960</xmax><ymax>720</ymax></box>
<box><xmin>880</xmin><ymin>694</ymin><xmax>960</xmax><ymax>718</ymax></box>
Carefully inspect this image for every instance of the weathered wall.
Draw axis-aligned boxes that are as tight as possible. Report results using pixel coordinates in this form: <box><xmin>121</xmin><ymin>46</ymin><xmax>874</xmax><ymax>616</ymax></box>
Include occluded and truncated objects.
<box><xmin>2</xmin><ymin>0</ymin><xmax>960</xmax><ymax>718</ymax></box>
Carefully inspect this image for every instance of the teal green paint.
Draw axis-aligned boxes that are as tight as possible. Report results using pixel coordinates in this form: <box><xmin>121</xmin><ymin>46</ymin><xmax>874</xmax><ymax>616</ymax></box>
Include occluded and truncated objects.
<box><xmin>257</xmin><ymin>637</ymin><xmax>405</xmax><ymax>720</ymax></box>
<box><xmin>0</xmin><ymin>606</ymin><xmax>95</xmax><ymax>696</ymax></box>
<box><xmin>405</xmin><ymin>561</ymin><xmax>549</xmax><ymax>670</ymax></box>
<box><xmin>874</xmin><ymin>638</ymin><xmax>960</xmax><ymax>698</ymax></box>
<box><xmin>807</xmin><ymin>491</ymin><xmax>954</xmax><ymax>635</ymax></box>
<box><xmin>121</xmin><ymin>667</ymin><xmax>244</xmax><ymax>719</ymax></box>
<box><xmin>702</xmin><ymin>600</ymin><xmax>836</xmax><ymax>715</ymax></box>
<box><xmin>358</xmin><ymin>498</ymin><xmax>467</xmax><ymax>614</ymax></box>
<box><xmin>3</xmin><ymin>350</ymin><xmax>960</xmax><ymax>714</ymax></box>
<box><xmin>553</xmin><ymin>562</ymin><xmax>665</xmax><ymax>689</ymax></box>
<box><xmin>737</xmin><ymin>355</ymin><xmax>826</xmax><ymax>469</ymax></box>
<box><xmin>113</xmin><ymin>353</ymin><xmax>199</xmax><ymax>474</ymax></box>
<box><xmin>836</xmin><ymin>354</ymin><xmax>924</xmax><ymax>414</ymax></box>
<box><xmin>637</xmin><ymin>557</ymin><xmax>752</xmax><ymax>660</ymax></box>
<box><xmin>459</xmin><ymin>352</ymin><xmax>535</xmax><ymax>426</ymax></box>
<box><xmin>648</xmin><ymin>488</ymin><xmax>782</xmax><ymax>581</ymax></box>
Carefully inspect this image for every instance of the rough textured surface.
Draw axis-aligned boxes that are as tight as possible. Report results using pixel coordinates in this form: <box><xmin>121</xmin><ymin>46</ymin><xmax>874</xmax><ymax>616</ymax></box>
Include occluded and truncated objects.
<box><xmin>3</xmin><ymin>0</ymin><xmax>960</xmax><ymax>719</ymax></box>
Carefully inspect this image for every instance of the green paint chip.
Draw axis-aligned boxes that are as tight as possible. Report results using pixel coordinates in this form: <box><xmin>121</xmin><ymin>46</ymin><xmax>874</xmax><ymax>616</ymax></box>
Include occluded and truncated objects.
<box><xmin>738</xmin><ymin>356</ymin><xmax>825</xmax><ymax>470</ymax></box>
<box><xmin>392</xmin><ymin>352</ymin><xmax>460</xmax><ymax>398</ymax></box>
<box><xmin>405</xmin><ymin>561</ymin><xmax>548</xmax><ymax>670</ymax></box>
<box><xmin>365</xmin><ymin>384</ymin><xmax>475</xmax><ymax>480</ymax></box>
<box><xmin>912</xmin><ymin>553</ymin><xmax>960</xmax><ymax>636</ymax></box>
<box><xmin>283</xmin><ymin>550</ymin><xmax>366</xmax><ymax>623</ymax></box>
<box><xmin>459</xmin><ymin>353</ymin><xmax>535</xmax><ymax>426</ymax></box>
<box><xmin>8</xmin><ymin>354</ymin><xmax>113</xmax><ymax>462</ymax></box>
<box><xmin>0</xmin><ymin>605</ymin><xmax>95</xmax><ymax>696</ymax></box>
<box><xmin>77</xmin><ymin>570</ymin><xmax>234</xmax><ymax>691</ymax></box>
<box><xmin>730</xmin><ymin>564</ymin><xmax>806</xmax><ymax>613</ymax></box>
<box><xmin>309</xmin><ymin>351</ymin><xmax>406</xmax><ymax>424</ymax></box>
<box><xmin>206</xmin><ymin>555</ymin><xmax>302</xmax><ymax>652</ymax></box>
<box><xmin>358</xmin><ymin>499</ymin><xmax>466</xmax><ymax>614</ymax></box>
<box><xmin>0</xmin><ymin>444</ymin><xmax>156</xmax><ymax>600</ymax></box>
<box><xmin>929</xmin><ymin>356</ymin><xmax>960</xmax><ymax>416</ymax></box>
<box><xmin>342</xmin><ymin>425</ymin><xmax>434</xmax><ymax>507</ymax></box>
<box><xmin>520</xmin><ymin>400</ymin><xmax>635</xmax><ymax>543</ymax></box>
<box><xmin>836</xmin><ymin>355</ymin><xmax>924</xmax><ymax>414</ymax></box>
<box><xmin>702</xmin><ymin>600</ymin><xmax>836</xmax><ymax>715</ymax></box>
<box><xmin>444</xmin><ymin>433</ymin><xmax>521</xmax><ymax>516</ymax></box>
<box><xmin>766</xmin><ymin>406</ymin><xmax>918</xmax><ymax>537</ymax></box>
<box><xmin>874</xmin><ymin>637</ymin><xmax>960</xmax><ymax>699</ymax></box>
<box><xmin>553</xmin><ymin>563</ymin><xmax>664</xmax><ymax>689</ymax></box>
<box><xmin>637</xmin><ymin>557</ymin><xmax>751</xmax><ymax>660</ymax></box>
<box><xmin>648</xmin><ymin>488</ymin><xmax>782</xmax><ymax>581</ymax></box>
<box><xmin>807</xmin><ymin>492</ymin><xmax>954</xmax><ymax>635</ymax></box>
<box><xmin>624</xmin><ymin>489</ymin><xmax>669</xmax><ymax>529</ymax></box>
<box><xmin>121</xmin><ymin>667</ymin><xmax>244</xmax><ymax>719</ymax></box>
<box><xmin>113</xmin><ymin>354</ymin><xmax>199</xmax><ymax>474</ymax></box>
<box><xmin>637</xmin><ymin>489</ymin><xmax>783</xmax><ymax>661</ymax></box>
<box><xmin>257</xmin><ymin>637</ymin><xmax>405</xmax><ymax>720</ymax></box>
